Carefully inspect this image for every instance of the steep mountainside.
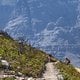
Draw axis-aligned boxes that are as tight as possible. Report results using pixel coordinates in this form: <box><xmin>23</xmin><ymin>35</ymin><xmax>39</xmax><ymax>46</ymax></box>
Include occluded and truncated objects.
<box><xmin>0</xmin><ymin>32</ymin><xmax>48</xmax><ymax>77</ymax></box>
<box><xmin>0</xmin><ymin>0</ymin><xmax>79</xmax><ymax>67</ymax></box>
<box><xmin>0</xmin><ymin>32</ymin><xmax>80</xmax><ymax>80</ymax></box>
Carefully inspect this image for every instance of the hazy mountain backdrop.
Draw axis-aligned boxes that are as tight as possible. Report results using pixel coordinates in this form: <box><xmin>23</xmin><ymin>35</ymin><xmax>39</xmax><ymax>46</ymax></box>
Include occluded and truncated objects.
<box><xmin>0</xmin><ymin>0</ymin><xmax>80</xmax><ymax>67</ymax></box>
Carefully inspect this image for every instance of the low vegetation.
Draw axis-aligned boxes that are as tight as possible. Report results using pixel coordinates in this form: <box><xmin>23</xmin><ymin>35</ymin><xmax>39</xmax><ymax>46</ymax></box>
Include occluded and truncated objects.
<box><xmin>1</xmin><ymin>77</ymin><xmax>15</xmax><ymax>80</ymax></box>
<box><xmin>56</xmin><ymin>61</ymin><xmax>80</xmax><ymax>80</ymax></box>
<box><xmin>0</xmin><ymin>32</ymin><xmax>48</xmax><ymax>78</ymax></box>
<box><xmin>0</xmin><ymin>31</ymin><xmax>80</xmax><ymax>80</ymax></box>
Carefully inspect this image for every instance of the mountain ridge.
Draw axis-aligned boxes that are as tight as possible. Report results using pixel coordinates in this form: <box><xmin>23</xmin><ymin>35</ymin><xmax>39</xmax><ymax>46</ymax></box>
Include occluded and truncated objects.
<box><xmin>0</xmin><ymin>0</ymin><xmax>80</xmax><ymax>67</ymax></box>
<box><xmin>0</xmin><ymin>31</ymin><xmax>80</xmax><ymax>80</ymax></box>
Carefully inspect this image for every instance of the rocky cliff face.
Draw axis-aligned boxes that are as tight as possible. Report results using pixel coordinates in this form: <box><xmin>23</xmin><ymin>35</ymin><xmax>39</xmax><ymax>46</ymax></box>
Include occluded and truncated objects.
<box><xmin>4</xmin><ymin>0</ymin><xmax>33</xmax><ymax>39</ymax></box>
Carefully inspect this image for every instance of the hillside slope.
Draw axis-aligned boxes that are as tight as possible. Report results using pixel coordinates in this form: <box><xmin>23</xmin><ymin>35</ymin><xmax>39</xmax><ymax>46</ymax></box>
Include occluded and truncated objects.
<box><xmin>56</xmin><ymin>61</ymin><xmax>80</xmax><ymax>80</ymax></box>
<box><xmin>0</xmin><ymin>32</ymin><xmax>48</xmax><ymax>78</ymax></box>
<box><xmin>0</xmin><ymin>32</ymin><xmax>80</xmax><ymax>80</ymax></box>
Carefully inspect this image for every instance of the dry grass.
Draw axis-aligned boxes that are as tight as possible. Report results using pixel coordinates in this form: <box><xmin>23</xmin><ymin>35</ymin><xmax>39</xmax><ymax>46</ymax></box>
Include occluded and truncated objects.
<box><xmin>56</xmin><ymin>61</ymin><xmax>80</xmax><ymax>80</ymax></box>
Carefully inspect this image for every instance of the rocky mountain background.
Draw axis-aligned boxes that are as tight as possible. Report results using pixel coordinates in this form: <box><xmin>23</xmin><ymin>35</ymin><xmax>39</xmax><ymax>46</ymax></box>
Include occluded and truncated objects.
<box><xmin>0</xmin><ymin>0</ymin><xmax>80</xmax><ymax>67</ymax></box>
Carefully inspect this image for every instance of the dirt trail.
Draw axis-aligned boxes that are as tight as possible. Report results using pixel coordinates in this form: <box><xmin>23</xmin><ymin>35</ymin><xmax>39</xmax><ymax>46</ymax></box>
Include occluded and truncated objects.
<box><xmin>75</xmin><ymin>67</ymin><xmax>80</xmax><ymax>73</ymax></box>
<box><xmin>0</xmin><ymin>62</ymin><xmax>63</xmax><ymax>80</ymax></box>
<box><xmin>43</xmin><ymin>62</ymin><xmax>63</xmax><ymax>80</ymax></box>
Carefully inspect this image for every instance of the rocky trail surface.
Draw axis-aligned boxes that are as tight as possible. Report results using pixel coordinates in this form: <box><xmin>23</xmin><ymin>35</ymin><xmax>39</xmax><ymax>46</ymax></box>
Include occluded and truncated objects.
<box><xmin>43</xmin><ymin>62</ymin><xmax>63</xmax><ymax>80</ymax></box>
<box><xmin>0</xmin><ymin>62</ymin><xmax>63</xmax><ymax>80</ymax></box>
